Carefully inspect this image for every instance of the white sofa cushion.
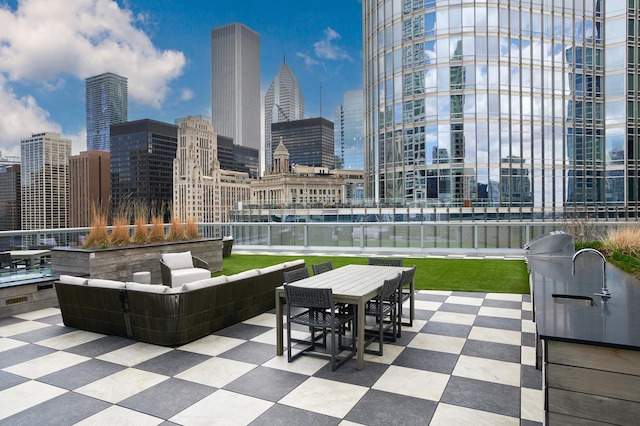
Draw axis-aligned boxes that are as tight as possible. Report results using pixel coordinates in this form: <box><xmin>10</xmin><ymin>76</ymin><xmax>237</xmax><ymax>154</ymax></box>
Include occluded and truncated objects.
<box><xmin>87</xmin><ymin>279</ymin><xmax>126</xmax><ymax>289</ymax></box>
<box><xmin>162</xmin><ymin>251</ymin><xmax>194</xmax><ymax>269</ymax></box>
<box><xmin>170</xmin><ymin>268</ymin><xmax>211</xmax><ymax>287</ymax></box>
<box><xmin>59</xmin><ymin>275</ymin><xmax>88</xmax><ymax>285</ymax></box>
<box><xmin>180</xmin><ymin>275</ymin><xmax>229</xmax><ymax>292</ymax></box>
<box><xmin>228</xmin><ymin>269</ymin><xmax>259</xmax><ymax>281</ymax></box>
<box><xmin>125</xmin><ymin>282</ymin><xmax>169</xmax><ymax>294</ymax></box>
<box><xmin>283</xmin><ymin>259</ymin><xmax>305</xmax><ymax>269</ymax></box>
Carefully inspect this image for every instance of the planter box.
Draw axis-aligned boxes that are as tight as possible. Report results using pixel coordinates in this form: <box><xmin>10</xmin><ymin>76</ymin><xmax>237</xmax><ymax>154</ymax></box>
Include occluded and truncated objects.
<box><xmin>52</xmin><ymin>238</ymin><xmax>222</xmax><ymax>283</ymax></box>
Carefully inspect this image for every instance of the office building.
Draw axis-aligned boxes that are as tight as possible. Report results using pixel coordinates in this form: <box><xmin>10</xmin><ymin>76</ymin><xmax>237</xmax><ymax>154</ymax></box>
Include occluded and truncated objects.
<box><xmin>85</xmin><ymin>72</ymin><xmax>128</xmax><ymax>151</ymax></box>
<box><xmin>0</xmin><ymin>164</ymin><xmax>21</xmax><ymax>231</ymax></box>
<box><xmin>211</xmin><ymin>23</ymin><xmax>260</xmax><ymax>153</ymax></box>
<box><xmin>363</xmin><ymin>1</ymin><xmax>637</xmax><ymax>219</ymax></box>
<box><xmin>173</xmin><ymin>116</ymin><xmax>220</xmax><ymax>223</ymax></box>
<box><xmin>20</xmin><ymin>132</ymin><xmax>71</xmax><ymax>230</ymax></box>
<box><xmin>217</xmin><ymin>135</ymin><xmax>259</xmax><ymax>179</ymax></box>
<box><xmin>271</xmin><ymin>118</ymin><xmax>334</xmax><ymax>169</ymax></box>
<box><xmin>219</xmin><ymin>170</ymin><xmax>252</xmax><ymax>222</ymax></box>
<box><xmin>334</xmin><ymin>90</ymin><xmax>364</xmax><ymax>170</ymax></box>
<box><xmin>110</xmin><ymin>119</ymin><xmax>177</xmax><ymax>220</ymax></box>
<box><xmin>68</xmin><ymin>151</ymin><xmax>111</xmax><ymax>227</ymax></box>
<box><xmin>264</xmin><ymin>57</ymin><xmax>304</xmax><ymax>172</ymax></box>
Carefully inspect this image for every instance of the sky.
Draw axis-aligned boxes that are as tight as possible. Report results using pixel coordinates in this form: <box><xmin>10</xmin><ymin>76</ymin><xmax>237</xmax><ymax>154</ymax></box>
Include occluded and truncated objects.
<box><xmin>0</xmin><ymin>0</ymin><xmax>363</xmax><ymax>158</ymax></box>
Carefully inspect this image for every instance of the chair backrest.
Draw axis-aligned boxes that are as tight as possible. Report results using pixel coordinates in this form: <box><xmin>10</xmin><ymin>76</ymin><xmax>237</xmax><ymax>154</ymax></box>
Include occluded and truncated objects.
<box><xmin>368</xmin><ymin>257</ymin><xmax>403</xmax><ymax>267</ymax></box>
<box><xmin>312</xmin><ymin>261</ymin><xmax>333</xmax><ymax>275</ymax></box>
<box><xmin>283</xmin><ymin>267</ymin><xmax>310</xmax><ymax>284</ymax></box>
<box><xmin>400</xmin><ymin>265</ymin><xmax>417</xmax><ymax>288</ymax></box>
<box><xmin>0</xmin><ymin>252</ymin><xmax>10</xmax><ymax>266</ymax></box>
<box><xmin>380</xmin><ymin>273</ymin><xmax>402</xmax><ymax>302</ymax></box>
<box><xmin>285</xmin><ymin>285</ymin><xmax>333</xmax><ymax>310</ymax></box>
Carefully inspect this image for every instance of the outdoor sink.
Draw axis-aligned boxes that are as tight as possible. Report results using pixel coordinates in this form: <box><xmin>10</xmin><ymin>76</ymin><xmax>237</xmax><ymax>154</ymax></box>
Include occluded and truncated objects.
<box><xmin>552</xmin><ymin>294</ymin><xmax>596</xmax><ymax>307</ymax></box>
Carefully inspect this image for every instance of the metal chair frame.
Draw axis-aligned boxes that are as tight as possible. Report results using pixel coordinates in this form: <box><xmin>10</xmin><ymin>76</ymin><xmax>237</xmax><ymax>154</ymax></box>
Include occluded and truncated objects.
<box><xmin>364</xmin><ymin>273</ymin><xmax>401</xmax><ymax>356</ymax></box>
<box><xmin>312</xmin><ymin>261</ymin><xmax>333</xmax><ymax>275</ymax></box>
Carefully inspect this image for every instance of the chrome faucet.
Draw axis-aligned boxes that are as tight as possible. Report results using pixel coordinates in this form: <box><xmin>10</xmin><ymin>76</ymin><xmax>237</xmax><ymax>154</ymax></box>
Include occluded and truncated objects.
<box><xmin>572</xmin><ymin>248</ymin><xmax>610</xmax><ymax>302</ymax></box>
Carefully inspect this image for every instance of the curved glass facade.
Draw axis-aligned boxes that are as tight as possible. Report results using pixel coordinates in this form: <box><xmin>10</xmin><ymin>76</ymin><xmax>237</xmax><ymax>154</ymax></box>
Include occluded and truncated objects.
<box><xmin>363</xmin><ymin>0</ymin><xmax>638</xmax><ymax>219</ymax></box>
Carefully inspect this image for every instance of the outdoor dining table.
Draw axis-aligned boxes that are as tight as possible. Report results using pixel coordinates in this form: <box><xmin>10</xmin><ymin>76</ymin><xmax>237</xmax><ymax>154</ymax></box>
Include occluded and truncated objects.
<box><xmin>275</xmin><ymin>264</ymin><xmax>410</xmax><ymax>370</ymax></box>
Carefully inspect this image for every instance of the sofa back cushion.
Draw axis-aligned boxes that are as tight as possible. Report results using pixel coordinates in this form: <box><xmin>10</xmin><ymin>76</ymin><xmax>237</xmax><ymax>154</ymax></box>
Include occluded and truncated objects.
<box><xmin>59</xmin><ymin>275</ymin><xmax>88</xmax><ymax>285</ymax></box>
<box><xmin>125</xmin><ymin>282</ymin><xmax>170</xmax><ymax>294</ymax></box>
<box><xmin>162</xmin><ymin>251</ymin><xmax>193</xmax><ymax>270</ymax></box>
<box><xmin>179</xmin><ymin>275</ymin><xmax>229</xmax><ymax>292</ymax></box>
<box><xmin>86</xmin><ymin>279</ymin><xmax>126</xmax><ymax>289</ymax></box>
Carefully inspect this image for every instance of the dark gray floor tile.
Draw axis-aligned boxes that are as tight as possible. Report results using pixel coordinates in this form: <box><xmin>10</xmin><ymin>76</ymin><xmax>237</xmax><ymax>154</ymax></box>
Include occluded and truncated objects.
<box><xmin>345</xmin><ymin>389</ymin><xmax>437</xmax><ymax>426</ymax></box>
<box><xmin>521</xmin><ymin>365</ymin><xmax>542</xmax><ymax>390</ymax></box>
<box><xmin>462</xmin><ymin>339</ymin><xmax>521</xmax><ymax>363</ymax></box>
<box><xmin>0</xmin><ymin>343</ymin><xmax>56</xmax><ymax>369</ymax></box>
<box><xmin>482</xmin><ymin>299</ymin><xmax>523</xmax><ymax>309</ymax></box>
<box><xmin>438</xmin><ymin>303</ymin><xmax>480</xmax><ymax>315</ymax></box>
<box><xmin>415</xmin><ymin>292</ymin><xmax>448</xmax><ymax>302</ymax></box>
<box><xmin>135</xmin><ymin>350</ymin><xmax>211</xmax><ymax>376</ymax></box>
<box><xmin>119</xmin><ymin>378</ymin><xmax>215</xmax><ymax>419</ymax></box>
<box><xmin>313</xmin><ymin>359</ymin><xmax>388</xmax><ymax>387</ymax></box>
<box><xmin>11</xmin><ymin>324</ymin><xmax>73</xmax><ymax>343</ymax></box>
<box><xmin>392</xmin><ymin>347</ymin><xmax>459</xmax><ymax>374</ymax></box>
<box><xmin>35</xmin><ymin>313</ymin><xmax>64</xmax><ymax>325</ymax></box>
<box><xmin>522</xmin><ymin>294</ymin><xmax>532</xmax><ymax>302</ymax></box>
<box><xmin>0</xmin><ymin>391</ymin><xmax>109</xmax><ymax>426</ymax></box>
<box><xmin>393</xmin><ymin>330</ymin><xmax>417</xmax><ymax>346</ymax></box>
<box><xmin>250</xmin><ymin>403</ymin><xmax>339</xmax><ymax>426</ymax></box>
<box><xmin>217</xmin><ymin>341</ymin><xmax>276</xmax><ymax>365</ymax></box>
<box><xmin>451</xmin><ymin>291</ymin><xmax>486</xmax><ymax>298</ymax></box>
<box><xmin>521</xmin><ymin>332</ymin><xmax>536</xmax><ymax>347</ymax></box>
<box><xmin>441</xmin><ymin>376</ymin><xmax>520</xmax><ymax>418</ymax></box>
<box><xmin>413</xmin><ymin>309</ymin><xmax>435</xmax><ymax>321</ymax></box>
<box><xmin>421</xmin><ymin>321</ymin><xmax>471</xmax><ymax>338</ymax></box>
<box><xmin>214</xmin><ymin>322</ymin><xmax>271</xmax><ymax>340</ymax></box>
<box><xmin>0</xmin><ymin>370</ymin><xmax>28</xmax><ymax>391</ymax></box>
<box><xmin>65</xmin><ymin>335</ymin><xmax>137</xmax><ymax>358</ymax></box>
<box><xmin>38</xmin><ymin>358</ymin><xmax>125</xmax><ymax>390</ymax></box>
<box><xmin>0</xmin><ymin>316</ymin><xmax>24</xmax><ymax>327</ymax></box>
<box><xmin>521</xmin><ymin>419</ymin><xmax>543</xmax><ymax>426</ymax></box>
<box><xmin>225</xmin><ymin>366</ymin><xmax>308</xmax><ymax>402</ymax></box>
<box><xmin>474</xmin><ymin>315</ymin><xmax>522</xmax><ymax>331</ymax></box>
<box><xmin>522</xmin><ymin>310</ymin><xmax>533</xmax><ymax>321</ymax></box>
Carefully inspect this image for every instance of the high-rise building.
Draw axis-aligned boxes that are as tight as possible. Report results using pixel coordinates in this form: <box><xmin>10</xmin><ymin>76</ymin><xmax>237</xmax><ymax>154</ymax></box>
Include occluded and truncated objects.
<box><xmin>85</xmin><ymin>72</ymin><xmax>128</xmax><ymax>151</ymax></box>
<box><xmin>20</xmin><ymin>132</ymin><xmax>71</xmax><ymax>230</ymax></box>
<box><xmin>217</xmin><ymin>135</ymin><xmax>260</xmax><ymax>179</ymax></box>
<box><xmin>264</xmin><ymin>57</ymin><xmax>304</xmax><ymax>172</ymax></box>
<box><xmin>271</xmin><ymin>118</ymin><xmax>334</xmax><ymax>169</ymax></box>
<box><xmin>363</xmin><ymin>1</ymin><xmax>638</xmax><ymax>219</ymax></box>
<box><xmin>173</xmin><ymin>116</ymin><xmax>220</xmax><ymax>223</ymax></box>
<box><xmin>110</xmin><ymin>119</ymin><xmax>177</xmax><ymax>220</ymax></box>
<box><xmin>0</xmin><ymin>164</ymin><xmax>21</xmax><ymax>231</ymax></box>
<box><xmin>334</xmin><ymin>90</ymin><xmax>364</xmax><ymax>170</ymax></box>
<box><xmin>211</xmin><ymin>23</ymin><xmax>260</xmax><ymax>154</ymax></box>
<box><xmin>68</xmin><ymin>151</ymin><xmax>111</xmax><ymax>227</ymax></box>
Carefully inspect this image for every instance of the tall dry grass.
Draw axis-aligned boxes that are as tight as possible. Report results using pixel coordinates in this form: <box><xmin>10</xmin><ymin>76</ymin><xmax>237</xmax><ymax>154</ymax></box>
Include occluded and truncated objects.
<box><xmin>168</xmin><ymin>216</ymin><xmax>185</xmax><ymax>241</ymax></box>
<box><xmin>600</xmin><ymin>227</ymin><xmax>640</xmax><ymax>257</ymax></box>
<box><xmin>149</xmin><ymin>215</ymin><xmax>166</xmax><ymax>242</ymax></box>
<box><xmin>83</xmin><ymin>205</ymin><xmax>110</xmax><ymax>248</ymax></box>
<box><xmin>185</xmin><ymin>216</ymin><xmax>199</xmax><ymax>240</ymax></box>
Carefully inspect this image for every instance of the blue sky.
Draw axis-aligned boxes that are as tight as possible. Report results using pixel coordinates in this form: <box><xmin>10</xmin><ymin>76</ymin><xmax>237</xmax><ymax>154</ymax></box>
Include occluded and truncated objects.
<box><xmin>0</xmin><ymin>0</ymin><xmax>363</xmax><ymax>158</ymax></box>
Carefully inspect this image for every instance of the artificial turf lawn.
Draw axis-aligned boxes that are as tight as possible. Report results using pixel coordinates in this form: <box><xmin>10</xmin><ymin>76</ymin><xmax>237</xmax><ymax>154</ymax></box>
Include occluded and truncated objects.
<box><xmin>217</xmin><ymin>254</ymin><xmax>530</xmax><ymax>294</ymax></box>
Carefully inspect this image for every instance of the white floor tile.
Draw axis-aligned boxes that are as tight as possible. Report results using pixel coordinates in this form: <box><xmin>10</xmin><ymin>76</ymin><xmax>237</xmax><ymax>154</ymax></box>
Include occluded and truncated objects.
<box><xmin>96</xmin><ymin>342</ymin><xmax>172</xmax><ymax>366</ymax></box>
<box><xmin>36</xmin><ymin>329</ymin><xmax>104</xmax><ymax>350</ymax></box>
<box><xmin>171</xmin><ymin>389</ymin><xmax>272</xmax><ymax>426</ymax></box>
<box><xmin>414</xmin><ymin>300</ymin><xmax>443</xmax><ymax>311</ymax></box>
<box><xmin>452</xmin><ymin>355</ymin><xmax>520</xmax><ymax>387</ymax></box>
<box><xmin>75</xmin><ymin>368</ymin><xmax>167</xmax><ymax>403</ymax></box>
<box><xmin>75</xmin><ymin>405</ymin><xmax>163</xmax><ymax>426</ymax></box>
<box><xmin>521</xmin><ymin>387</ymin><xmax>544</xmax><ymax>423</ymax></box>
<box><xmin>280</xmin><ymin>377</ymin><xmax>368</xmax><ymax>418</ymax></box>
<box><xmin>521</xmin><ymin>345</ymin><xmax>536</xmax><ymax>366</ymax></box>
<box><xmin>373</xmin><ymin>365</ymin><xmax>450</xmax><ymax>401</ymax></box>
<box><xmin>521</xmin><ymin>319</ymin><xmax>536</xmax><ymax>333</ymax></box>
<box><xmin>445</xmin><ymin>296</ymin><xmax>484</xmax><ymax>306</ymax></box>
<box><xmin>485</xmin><ymin>293</ymin><xmax>523</xmax><ymax>302</ymax></box>
<box><xmin>13</xmin><ymin>308</ymin><xmax>61</xmax><ymax>321</ymax></box>
<box><xmin>429</xmin><ymin>311</ymin><xmax>476</xmax><ymax>326</ymax></box>
<box><xmin>468</xmin><ymin>326</ymin><xmax>522</xmax><ymax>346</ymax></box>
<box><xmin>408</xmin><ymin>332</ymin><xmax>466</xmax><ymax>354</ymax></box>
<box><xmin>261</xmin><ymin>353</ymin><xmax>328</xmax><ymax>376</ymax></box>
<box><xmin>0</xmin><ymin>337</ymin><xmax>28</xmax><ymax>352</ymax></box>
<box><xmin>430</xmin><ymin>403</ymin><xmax>519</xmax><ymax>425</ymax></box>
<box><xmin>242</xmin><ymin>312</ymin><xmax>276</xmax><ymax>328</ymax></box>
<box><xmin>4</xmin><ymin>351</ymin><xmax>89</xmax><ymax>379</ymax></box>
<box><xmin>177</xmin><ymin>335</ymin><xmax>245</xmax><ymax>356</ymax></box>
<box><xmin>0</xmin><ymin>320</ymin><xmax>49</xmax><ymax>337</ymax></box>
<box><xmin>175</xmin><ymin>357</ymin><xmax>256</xmax><ymax>388</ymax></box>
<box><xmin>0</xmin><ymin>381</ymin><xmax>66</xmax><ymax>421</ymax></box>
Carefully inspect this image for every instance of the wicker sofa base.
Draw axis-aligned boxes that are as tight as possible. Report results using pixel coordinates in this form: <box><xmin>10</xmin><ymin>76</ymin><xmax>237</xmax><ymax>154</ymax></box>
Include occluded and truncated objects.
<box><xmin>55</xmin><ymin>260</ymin><xmax>305</xmax><ymax>346</ymax></box>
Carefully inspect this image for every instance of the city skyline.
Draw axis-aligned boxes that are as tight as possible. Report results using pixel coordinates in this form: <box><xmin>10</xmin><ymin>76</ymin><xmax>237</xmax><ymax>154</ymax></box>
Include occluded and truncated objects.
<box><xmin>0</xmin><ymin>0</ymin><xmax>363</xmax><ymax>158</ymax></box>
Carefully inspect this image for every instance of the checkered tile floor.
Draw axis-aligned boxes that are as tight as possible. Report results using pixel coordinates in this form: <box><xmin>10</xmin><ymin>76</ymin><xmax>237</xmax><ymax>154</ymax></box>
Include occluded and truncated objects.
<box><xmin>0</xmin><ymin>291</ymin><xmax>542</xmax><ymax>425</ymax></box>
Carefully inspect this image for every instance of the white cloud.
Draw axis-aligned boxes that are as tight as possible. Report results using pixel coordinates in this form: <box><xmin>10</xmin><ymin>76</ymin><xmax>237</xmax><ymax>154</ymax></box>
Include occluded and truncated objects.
<box><xmin>313</xmin><ymin>27</ymin><xmax>352</xmax><ymax>61</ymax></box>
<box><xmin>0</xmin><ymin>75</ymin><xmax>60</xmax><ymax>158</ymax></box>
<box><xmin>296</xmin><ymin>52</ymin><xmax>320</xmax><ymax>67</ymax></box>
<box><xmin>180</xmin><ymin>88</ymin><xmax>194</xmax><ymax>101</ymax></box>
<box><xmin>0</xmin><ymin>0</ymin><xmax>186</xmax><ymax>108</ymax></box>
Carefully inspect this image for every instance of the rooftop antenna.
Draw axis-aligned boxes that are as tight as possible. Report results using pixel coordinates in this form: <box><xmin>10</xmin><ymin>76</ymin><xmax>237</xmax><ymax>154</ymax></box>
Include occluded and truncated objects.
<box><xmin>319</xmin><ymin>83</ymin><xmax>322</xmax><ymax>118</ymax></box>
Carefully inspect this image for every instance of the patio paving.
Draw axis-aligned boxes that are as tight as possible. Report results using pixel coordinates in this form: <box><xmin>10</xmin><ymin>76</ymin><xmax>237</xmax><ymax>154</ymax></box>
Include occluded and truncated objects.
<box><xmin>0</xmin><ymin>290</ymin><xmax>542</xmax><ymax>425</ymax></box>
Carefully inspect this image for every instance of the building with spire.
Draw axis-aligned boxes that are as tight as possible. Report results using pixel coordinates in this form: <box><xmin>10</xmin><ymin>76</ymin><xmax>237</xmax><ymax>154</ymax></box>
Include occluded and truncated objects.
<box><xmin>264</xmin><ymin>56</ymin><xmax>304</xmax><ymax>173</ymax></box>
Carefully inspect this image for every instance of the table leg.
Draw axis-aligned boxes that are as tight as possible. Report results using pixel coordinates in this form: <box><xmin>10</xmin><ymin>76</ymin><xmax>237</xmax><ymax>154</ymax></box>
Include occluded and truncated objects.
<box><xmin>356</xmin><ymin>300</ymin><xmax>365</xmax><ymax>370</ymax></box>
<box><xmin>276</xmin><ymin>291</ymin><xmax>284</xmax><ymax>356</ymax></box>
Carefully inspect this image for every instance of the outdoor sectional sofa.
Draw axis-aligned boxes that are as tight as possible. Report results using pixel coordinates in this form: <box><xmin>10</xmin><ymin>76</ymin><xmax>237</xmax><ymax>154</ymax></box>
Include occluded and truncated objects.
<box><xmin>54</xmin><ymin>259</ymin><xmax>305</xmax><ymax>346</ymax></box>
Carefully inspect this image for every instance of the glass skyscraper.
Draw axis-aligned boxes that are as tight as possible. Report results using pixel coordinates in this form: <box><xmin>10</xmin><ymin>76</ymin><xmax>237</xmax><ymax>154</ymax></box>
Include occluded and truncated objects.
<box><xmin>85</xmin><ymin>72</ymin><xmax>128</xmax><ymax>151</ymax></box>
<box><xmin>211</xmin><ymin>23</ymin><xmax>261</xmax><ymax>153</ymax></box>
<box><xmin>334</xmin><ymin>90</ymin><xmax>364</xmax><ymax>170</ymax></box>
<box><xmin>363</xmin><ymin>0</ymin><xmax>637</xmax><ymax>219</ymax></box>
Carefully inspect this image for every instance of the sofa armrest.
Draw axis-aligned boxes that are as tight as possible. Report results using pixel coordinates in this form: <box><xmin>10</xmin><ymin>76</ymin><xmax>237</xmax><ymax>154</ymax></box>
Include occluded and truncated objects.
<box><xmin>160</xmin><ymin>259</ymin><xmax>171</xmax><ymax>286</ymax></box>
<box><xmin>192</xmin><ymin>256</ymin><xmax>209</xmax><ymax>269</ymax></box>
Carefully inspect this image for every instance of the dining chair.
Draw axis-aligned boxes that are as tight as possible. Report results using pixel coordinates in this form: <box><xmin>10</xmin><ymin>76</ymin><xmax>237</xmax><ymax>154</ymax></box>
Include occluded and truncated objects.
<box><xmin>312</xmin><ymin>260</ymin><xmax>333</xmax><ymax>275</ymax></box>
<box><xmin>368</xmin><ymin>257</ymin><xmax>404</xmax><ymax>267</ymax></box>
<box><xmin>364</xmin><ymin>273</ymin><xmax>401</xmax><ymax>356</ymax></box>
<box><xmin>283</xmin><ymin>266</ymin><xmax>310</xmax><ymax>284</ymax></box>
<box><xmin>284</xmin><ymin>285</ymin><xmax>356</xmax><ymax>371</ymax></box>
<box><xmin>397</xmin><ymin>265</ymin><xmax>416</xmax><ymax>337</ymax></box>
